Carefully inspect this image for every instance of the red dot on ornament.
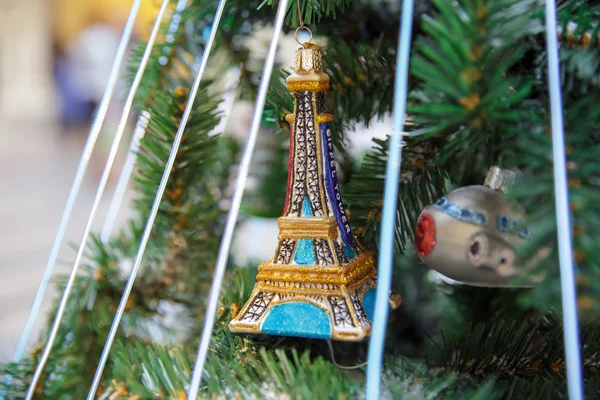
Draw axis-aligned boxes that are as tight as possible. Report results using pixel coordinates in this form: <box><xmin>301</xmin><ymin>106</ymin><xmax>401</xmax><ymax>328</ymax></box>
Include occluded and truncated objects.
<box><xmin>416</xmin><ymin>212</ymin><xmax>436</xmax><ymax>257</ymax></box>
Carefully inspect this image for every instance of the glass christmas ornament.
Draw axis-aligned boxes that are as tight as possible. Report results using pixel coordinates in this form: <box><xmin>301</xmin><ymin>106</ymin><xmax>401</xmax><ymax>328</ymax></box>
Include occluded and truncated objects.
<box><xmin>229</xmin><ymin>42</ymin><xmax>386</xmax><ymax>341</ymax></box>
<box><xmin>416</xmin><ymin>166</ymin><xmax>539</xmax><ymax>287</ymax></box>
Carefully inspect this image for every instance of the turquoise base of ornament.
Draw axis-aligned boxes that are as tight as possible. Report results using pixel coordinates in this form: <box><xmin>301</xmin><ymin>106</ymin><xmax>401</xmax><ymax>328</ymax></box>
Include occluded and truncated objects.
<box><xmin>262</xmin><ymin>302</ymin><xmax>332</xmax><ymax>339</ymax></box>
<box><xmin>230</xmin><ymin>284</ymin><xmax>379</xmax><ymax>341</ymax></box>
<box><xmin>259</xmin><ymin>290</ymin><xmax>377</xmax><ymax>340</ymax></box>
<box><xmin>260</xmin><ymin>293</ymin><xmax>378</xmax><ymax>339</ymax></box>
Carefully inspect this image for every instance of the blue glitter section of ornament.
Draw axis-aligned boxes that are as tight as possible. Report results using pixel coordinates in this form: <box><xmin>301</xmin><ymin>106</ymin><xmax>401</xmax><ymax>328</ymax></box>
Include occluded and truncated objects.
<box><xmin>498</xmin><ymin>215</ymin><xmax>516</xmax><ymax>232</ymax></box>
<box><xmin>343</xmin><ymin>245</ymin><xmax>355</xmax><ymax>260</ymax></box>
<box><xmin>294</xmin><ymin>239</ymin><xmax>317</xmax><ymax>265</ymax></box>
<box><xmin>520</xmin><ymin>227</ymin><xmax>531</xmax><ymax>239</ymax></box>
<box><xmin>261</xmin><ymin>302</ymin><xmax>331</xmax><ymax>339</ymax></box>
<box><xmin>434</xmin><ymin>196</ymin><xmax>487</xmax><ymax>225</ymax></box>
<box><xmin>497</xmin><ymin>215</ymin><xmax>531</xmax><ymax>238</ymax></box>
<box><xmin>474</xmin><ymin>213</ymin><xmax>487</xmax><ymax>225</ymax></box>
<box><xmin>302</xmin><ymin>196</ymin><xmax>313</xmax><ymax>216</ymax></box>
<box><xmin>362</xmin><ymin>289</ymin><xmax>376</xmax><ymax>321</ymax></box>
<box><xmin>435</xmin><ymin>197</ymin><xmax>448</xmax><ymax>207</ymax></box>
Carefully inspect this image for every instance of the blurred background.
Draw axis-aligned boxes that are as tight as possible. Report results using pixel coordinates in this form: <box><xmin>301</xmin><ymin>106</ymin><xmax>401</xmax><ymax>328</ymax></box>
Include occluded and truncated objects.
<box><xmin>0</xmin><ymin>0</ymin><xmax>389</xmax><ymax>362</ymax></box>
<box><xmin>0</xmin><ymin>0</ymin><xmax>165</xmax><ymax>361</ymax></box>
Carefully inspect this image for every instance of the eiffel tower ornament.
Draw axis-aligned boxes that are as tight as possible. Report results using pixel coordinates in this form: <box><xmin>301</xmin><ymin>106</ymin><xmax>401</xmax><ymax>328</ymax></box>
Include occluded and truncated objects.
<box><xmin>229</xmin><ymin>42</ymin><xmax>384</xmax><ymax>341</ymax></box>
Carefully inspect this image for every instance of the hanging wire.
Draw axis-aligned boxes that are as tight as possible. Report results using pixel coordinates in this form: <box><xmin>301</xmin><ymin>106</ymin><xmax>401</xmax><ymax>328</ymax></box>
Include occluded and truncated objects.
<box><xmin>85</xmin><ymin>1</ymin><xmax>229</xmax><ymax>398</ymax></box>
<box><xmin>100</xmin><ymin>111</ymin><xmax>150</xmax><ymax>242</ymax></box>
<box><xmin>544</xmin><ymin>1</ymin><xmax>583</xmax><ymax>398</ymax></box>
<box><xmin>296</xmin><ymin>0</ymin><xmax>305</xmax><ymax>28</ymax></box>
<box><xmin>186</xmin><ymin>0</ymin><xmax>288</xmax><ymax>397</ymax></box>
<box><xmin>4</xmin><ymin>3</ymin><xmax>143</xmax><ymax>393</ymax></box>
<box><xmin>24</xmin><ymin>1</ymin><xmax>171</xmax><ymax>398</ymax></box>
<box><xmin>326</xmin><ymin>340</ymin><xmax>368</xmax><ymax>370</ymax></box>
<box><xmin>365</xmin><ymin>0</ymin><xmax>414</xmax><ymax>398</ymax></box>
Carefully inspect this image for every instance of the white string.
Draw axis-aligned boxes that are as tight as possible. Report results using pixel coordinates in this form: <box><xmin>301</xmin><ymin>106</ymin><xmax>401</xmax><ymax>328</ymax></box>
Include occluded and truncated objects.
<box><xmin>86</xmin><ymin>1</ymin><xmax>229</xmax><ymax>398</ymax></box>
<box><xmin>24</xmin><ymin>1</ymin><xmax>171</xmax><ymax>398</ymax></box>
<box><xmin>100</xmin><ymin>0</ymin><xmax>189</xmax><ymax>244</ymax></box>
<box><xmin>85</xmin><ymin>113</ymin><xmax>150</xmax><ymax>313</ymax></box>
<box><xmin>366</xmin><ymin>1</ymin><xmax>414</xmax><ymax>398</ymax></box>
<box><xmin>100</xmin><ymin>111</ymin><xmax>151</xmax><ymax>243</ymax></box>
<box><xmin>186</xmin><ymin>0</ymin><xmax>287</xmax><ymax>397</ymax></box>
<box><xmin>5</xmin><ymin>3</ymin><xmax>143</xmax><ymax>393</ymax></box>
<box><xmin>544</xmin><ymin>1</ymin><xmax>583</xmax><ymax>399</ymax></box>
<box><xmin>99</xmin><ymin>0</ymin><xmax>190</xmax><ymax>245</ymax></box>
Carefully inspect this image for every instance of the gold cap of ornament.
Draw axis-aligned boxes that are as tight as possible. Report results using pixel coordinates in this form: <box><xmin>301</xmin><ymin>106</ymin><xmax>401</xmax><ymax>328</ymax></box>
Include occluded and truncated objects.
<box><xmin>294</xmin><ymin>44</ymin><xmax>323</xmax><ymax>73</ymax></box>
<box><xmin>287</xmin><ymin>43</ymin><xmax>329</xmax><ymax>85</ymax></box>
<box><xmin>484</xmin><ymin>166</ymin><xmax>517</xmax><ymax>192</ymax></box>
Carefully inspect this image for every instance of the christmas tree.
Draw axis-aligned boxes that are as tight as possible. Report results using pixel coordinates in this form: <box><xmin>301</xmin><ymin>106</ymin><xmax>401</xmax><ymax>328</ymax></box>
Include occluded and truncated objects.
<box><xmin>2</xmin><ymin>0</ymin><xmax>599</xmax><ymax>398</ymax></box>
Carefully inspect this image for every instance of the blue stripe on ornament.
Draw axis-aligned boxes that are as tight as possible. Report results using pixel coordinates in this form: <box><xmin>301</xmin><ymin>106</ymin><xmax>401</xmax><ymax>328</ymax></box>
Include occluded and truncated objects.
<box><xmin>320</xmin><ymin>123</ymin><xmax>354</xmax><ymax>247</ymax></box>
<box><xmin>434</xmin><ymin>196</ymin><xmax>488</xmax><ymax>225</ymax></box>
<box><xmin>497</xmin><ymin>215</ymin><xmax>531</xmax><ymax>238</ymax></box>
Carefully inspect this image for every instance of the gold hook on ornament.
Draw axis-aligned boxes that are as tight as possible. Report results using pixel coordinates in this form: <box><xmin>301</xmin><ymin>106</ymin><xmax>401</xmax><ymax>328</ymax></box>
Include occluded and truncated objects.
<box><xmin>294</xmin><ymin>26</ymin><xmax>313</xmax><ymax>46</ymax></box>
<box><xmin>295</xmin><ymin>0</ymin><xmax>313</xmax><ymax>45</ymax></box>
